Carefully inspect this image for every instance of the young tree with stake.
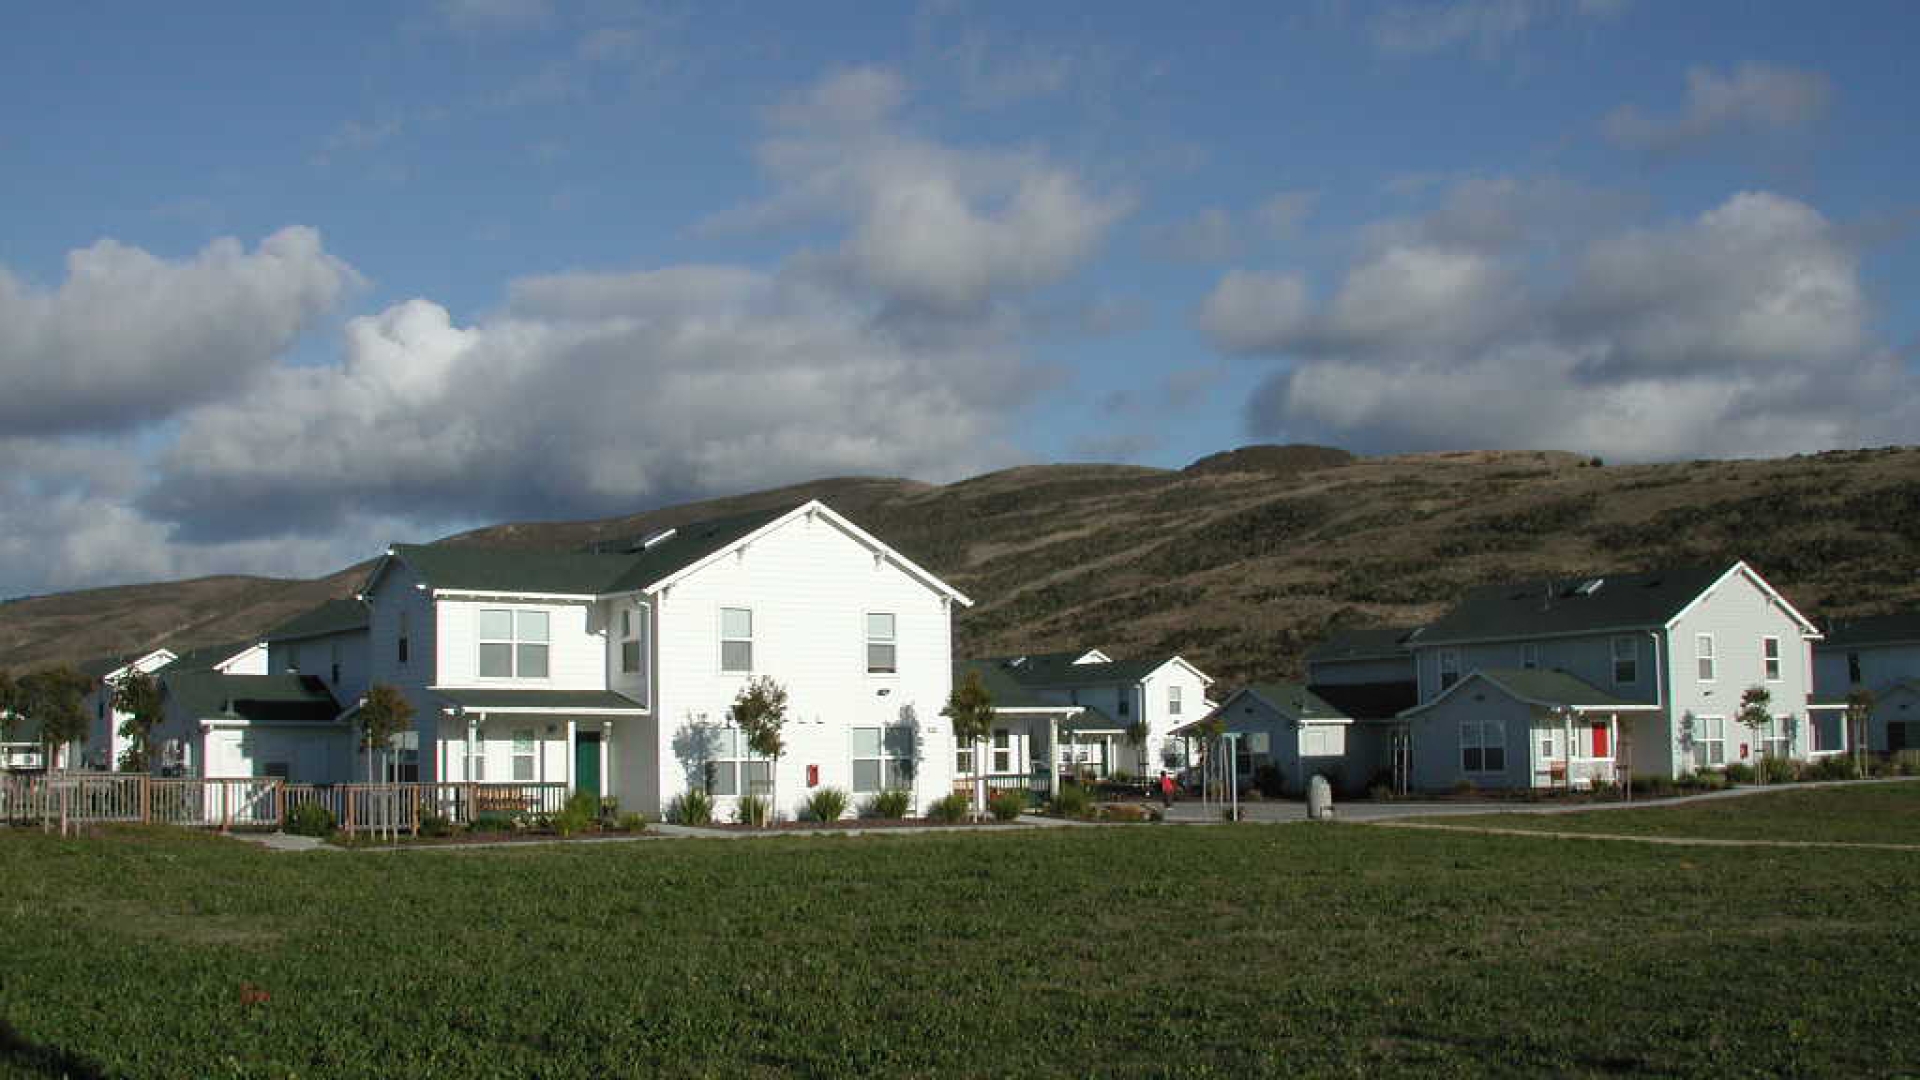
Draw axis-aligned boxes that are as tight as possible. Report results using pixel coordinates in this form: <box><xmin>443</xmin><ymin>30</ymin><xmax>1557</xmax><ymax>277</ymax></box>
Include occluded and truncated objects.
<box><xmin>1738</xmin><ymin>684</ymin><xmax>1773</xmax><ymax>785</ymax></box>
<box><xmin>18</xmin><ymin>668</ymin><xmax>89</xmax><ymax>772</ymax></box>
<box><xmin>942</xmin><ymin>670</ymin><xmax>994</xmax><ymax>821</ymax></box>
<box><xmin>358</xmin><ymin>684</ymin><xmax>415</xmax><ymax>786</ymax></box>
<box><xmin>730</xmin><ymin>676</ymin><xmax>788</xmax><ymax>827</ymax></box>
<box><xmin>1846</xmin><ymin>687</ymin><xmax>1875</xmax><ymax>774</ymax></box>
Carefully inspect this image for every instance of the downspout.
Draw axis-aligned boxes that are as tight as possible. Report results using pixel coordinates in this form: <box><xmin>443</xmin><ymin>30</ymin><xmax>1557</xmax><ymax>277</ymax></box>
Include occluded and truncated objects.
<box><xmin>1645</xmin><ymin>630</ymin><xmax>1666</xmax><ymax>795</ymax></box>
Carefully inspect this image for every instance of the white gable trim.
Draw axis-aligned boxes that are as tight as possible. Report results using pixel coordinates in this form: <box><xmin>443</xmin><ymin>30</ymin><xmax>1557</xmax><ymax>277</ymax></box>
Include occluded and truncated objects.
<box><xmin>1073</xmin><ymin>649</ymin><xmax>1111</xmax><ymax>664</ymax></box>
<box><xmin>1138</xmin><ymin>655</ymin><xmax>1215</xmax><ymax>687</ymax></box>
<box><xmin>642</xmin><ymin>500</ymin><xmax>973</xmax><ymax>607</ymax></box>
<box><xmin>1664</xmin><ymin>561</ymin><xmax>1820</xmax><ymax>638</ymax></box>
<box><xmin>103</xmin><ymin>649</ymin><xmax>178</xmax><ymax>682</ymax></box>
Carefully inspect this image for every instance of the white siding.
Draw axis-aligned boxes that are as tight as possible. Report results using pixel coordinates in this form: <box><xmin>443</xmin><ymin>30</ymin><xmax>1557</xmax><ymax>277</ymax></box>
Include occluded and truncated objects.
<box><xmin>269</xmin><ymin>630</ymin><xmax>370</xmax><ymax>711</ymax></box>
<box><xmin>650</xmin><ymin>510</ymin><xmax>955</xmax><ymax>819</ymax></box>
<box><xmin>1666</xmin><ymin>569</ymin><xmax>1818</xmax><ymax>776</ymax></box>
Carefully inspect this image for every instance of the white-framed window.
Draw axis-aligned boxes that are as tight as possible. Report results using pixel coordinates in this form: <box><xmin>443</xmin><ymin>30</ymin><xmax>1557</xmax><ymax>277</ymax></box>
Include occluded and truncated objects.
<box><xmin>701</xmin><ymin>728</ymin><xmax>770</xmax><ymax>797</ymax></box>
<box><xmin>1538</xmin><ymin>726</ymin><xmax>1565</xmax><ymax>761</ymax></box>
<box><xmin>1461</xmin><ymin>718</ymin><xmax>1506</xmax><ymax>773</ymax></box>
<box><xmin>386</xmin><ymin>731</ymin><xmax>420</xmax><ymax>783</ymax></box>
<box><xmin>992</xmin><ymin>729</ymin><xmax>1011</xmax><ymax>773</ymax></box>
<box><xmin>851</xmin><ymin>726</ymin><xmax>914</xmax><ymax>793</ymax></box>
<box><xmin>1168</xmin><ymin>685</ymin><xmax>1183</xmax><ymax>715</ymax></box>
<box><xmin>1762</xmin><ymin>636</ymin><xmax>1780</xmax><ymax>681</ymax></box>
<box><xmin>511</xmin><ymin>728</ymin><xmax>536</xmax><ymax>782</ymax></box>
<box><xmin>955</xmin><ymin>747</ymin><xmax>975</xmax><ymax>776</ymax></box>
<box><xmin>1692</xmin><ymin>714</ymin><xmax>1726</xmax><ymax>768</ymax></box>
<box><xmin>479</xmin><ymin>609</ymin><xmax>550</xmax><ymax>679</ymax></box>
<box><xmin>1761</xmin><ymin>716</ymin><xmax>1790</xmax><ymax>760</ymax></box>
<box><xmin>398</xmin><ymin>611</ymin><xmax>411</xmax><ymax>666</ymax></box>
<box><xmin>1612</xmin><ymin>636</ymin><xmax>1637</xmax><ymax>685</ymax></box>
<box><xmin>619</xmin><ymin>607</ymin><xmax>643</xmax><ymax>675</ymax></box>
<box><xmin>1438</xmin><ymin>649</ymin><xmax>1461</xmax><ymax>691</ymax></box>
<box><xmin>866</xmin><ymin>613</ymin><xmax>897</xmax><ymax>675</ymax></box>
<box><xmin>1521</xmin><ymin>643</ymin><xmax>1541</xmax><ymax>670</ymax></box>
<box><xmin>720</xmin><ymin>607</ymin><xmax>753</xmax><ymax>674</ymax></box>
<box><xmin>1695</xmin><ymin>633</ymin><xmax>1715</xmax><ymax>682</ymax></box>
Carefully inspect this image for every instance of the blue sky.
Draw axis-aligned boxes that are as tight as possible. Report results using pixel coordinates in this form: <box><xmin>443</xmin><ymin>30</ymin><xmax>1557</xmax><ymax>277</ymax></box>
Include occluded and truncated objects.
<box><xmin>1</xmin><ymin>0</ymin><xmax>1915</xmax><ymax>595</ymax></box>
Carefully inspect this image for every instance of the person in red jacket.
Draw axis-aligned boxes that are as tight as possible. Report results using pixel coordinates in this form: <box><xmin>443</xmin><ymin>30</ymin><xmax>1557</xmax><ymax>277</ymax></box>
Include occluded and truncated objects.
<box><xmin>1158</xmin><ymin>770</ymin><xmax>1176</xmax><ymax>808</ymax></box>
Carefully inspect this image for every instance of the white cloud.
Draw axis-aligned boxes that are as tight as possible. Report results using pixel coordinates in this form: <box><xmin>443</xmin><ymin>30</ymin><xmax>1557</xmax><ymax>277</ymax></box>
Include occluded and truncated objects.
<box><xmin>1148</xmin><ymin>207</ymin><xmax>1240</xmax><ymax>262</ymax></box>
<box><xmin>1606</xmin><ymin>64</ymin><xmax>1831</xmax><ymax>155</ymax></box>
<box><xmin>0</xmin><ymin>227</ymin><xmax>355</xmax><ymax>437</ymax></box>
<box><xmin>1206</xmin><ymin>184</ymin><xmax>1912</xmax><ymax>461</ymax></box>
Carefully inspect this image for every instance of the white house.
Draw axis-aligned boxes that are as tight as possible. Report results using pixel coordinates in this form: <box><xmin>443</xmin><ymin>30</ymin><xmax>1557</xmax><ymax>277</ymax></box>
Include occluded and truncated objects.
<box><xmin>358</xmin><ymin>500</ymin><xmax>970</xmax><ymax>820</ymax></box>
<box><xmin>1398</xmin><ymin>562</ymin><xmax>1834</xmax><ymax>790</ymax></box>
<box><xmin>1814</xmin><ymin>613</ymin><xmax>1920</xmax><ymax>753</ymax></box>
<box><xmin>77</xmin><ymin>641</ymin><xmax>269</xmax><ymax>772</ymax></box>
<box><xmin>149</xmin><ymin>669</ymin><xmax>346</xmax><ymax>782</ymax></box>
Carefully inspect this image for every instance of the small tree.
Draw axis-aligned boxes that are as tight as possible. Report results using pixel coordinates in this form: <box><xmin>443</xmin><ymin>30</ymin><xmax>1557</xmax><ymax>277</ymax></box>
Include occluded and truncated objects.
<box><xmin>730</xmin><ymin>676</ymin><xmax>788</xmax><ymax>827</ymax></box>
<box><xmin>1125</xmin><ymin>717</ymin><xmax>1150</xmax><ymax>778</ymax></box>
<box><xmin>942</xmin><ymin>670</ymin><xmax>995</xmax><ymax>820</ymax></box>
<box><xmin>1737</xmin><ymin>684</ymin><xmax>1773</xmax><ymax>785</ymax></box>
<box><xmin>18</xmin><ymin>668</ymin><xmax>89</xmax><ymax>772</ymax></box>
<box><xmin>1846</xmin><ymin>687</ymin><xmax>1875</xmax><ymax>772</ymax></box>
<box><xmin>357</xmin><ymin>683</ymin><xmax>415</xmax><ymax>786</ymax></box>
<box><xmin>111</xmin><ymin>670</ymin><xmax>165</xmax><ymax>773</ymax></box>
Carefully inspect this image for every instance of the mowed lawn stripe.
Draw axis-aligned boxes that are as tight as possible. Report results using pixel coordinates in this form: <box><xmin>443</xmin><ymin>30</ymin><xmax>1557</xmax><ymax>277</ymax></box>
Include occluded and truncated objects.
<box><xmin>1</xmin><ymin>824</ymin><xmax>1916</xmax><ymax>1078</ymax></box>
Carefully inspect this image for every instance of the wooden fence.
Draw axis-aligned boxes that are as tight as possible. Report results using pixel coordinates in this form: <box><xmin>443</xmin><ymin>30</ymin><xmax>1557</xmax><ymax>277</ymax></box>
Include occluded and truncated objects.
<box><xmin>0</xmin><ymin>773</ymin><xmax>568</xmax><ymax>838</ymax></box>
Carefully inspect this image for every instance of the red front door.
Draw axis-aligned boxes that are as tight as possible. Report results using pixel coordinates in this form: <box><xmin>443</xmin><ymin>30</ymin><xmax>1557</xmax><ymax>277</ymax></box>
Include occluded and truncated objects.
<box><xmin>1591</xmin><ymin>722</ymin><xmax>1610</xmax><ymax>758</ymax></box>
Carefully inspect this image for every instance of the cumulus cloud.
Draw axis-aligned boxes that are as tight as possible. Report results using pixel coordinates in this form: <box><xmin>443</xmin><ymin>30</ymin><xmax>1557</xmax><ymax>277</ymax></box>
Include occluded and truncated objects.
<box><xmin>1606</xmin><ymin>64</ymin><xmax>1831</xmax><ymax>155</ymax></box>
<box><xmin>0</xmin><ymin>228</ymin><xmax>355</xmax><ymax>436</ymax></box>
<box><xmin>716</xmin><ymin>66</ymin><xmax>1131</xmax><ymax>315</ymax></box>
<box><xmin>1204</xmin><ymin>184</ymin><xmax>1914</xmax><ymax>461</ymax></box>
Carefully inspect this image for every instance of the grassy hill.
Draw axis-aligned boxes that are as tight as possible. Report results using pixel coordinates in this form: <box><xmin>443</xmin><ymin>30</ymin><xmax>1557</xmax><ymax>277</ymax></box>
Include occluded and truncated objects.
<box><xmin>4</xmin><ymin>444</ymin><xmax>1918</xmax><ymax>685</ymax></box>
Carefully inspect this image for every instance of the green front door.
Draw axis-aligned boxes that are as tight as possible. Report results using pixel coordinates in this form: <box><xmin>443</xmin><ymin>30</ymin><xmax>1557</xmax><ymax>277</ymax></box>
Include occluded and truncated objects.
<box><xmin>574</xmin><ymin>733</ymin><xmax>602</xmax><ymax>802</ymax></box>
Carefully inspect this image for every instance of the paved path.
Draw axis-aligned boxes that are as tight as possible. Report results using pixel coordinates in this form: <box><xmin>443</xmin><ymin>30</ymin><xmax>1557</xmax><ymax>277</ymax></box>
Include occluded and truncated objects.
<box><xmin>1373</xmin><ymin>820</ymin><xmax>1920</xmax><ymax>852</ymax></box>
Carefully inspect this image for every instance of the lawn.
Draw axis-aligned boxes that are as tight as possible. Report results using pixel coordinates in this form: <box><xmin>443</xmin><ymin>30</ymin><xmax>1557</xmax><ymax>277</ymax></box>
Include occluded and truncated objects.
<box><xmin>1414</xmin><ymin>780</ymin><xmax>1920</xmax><ymax>845</ymax></box>
<box><xmin>1</xmin><ymin>824</ymin><xmax>1917</xmax><ymax>1079</ymax></box>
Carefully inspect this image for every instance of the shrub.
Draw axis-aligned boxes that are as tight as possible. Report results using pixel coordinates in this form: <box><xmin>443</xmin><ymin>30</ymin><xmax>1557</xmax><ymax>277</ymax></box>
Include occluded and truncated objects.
<box><xmin>1101</xmin><ymin>803</ymin><xmax>1148</xmax><ymax>822</ymax></box>
<box><xmin>552</xmin><ymin>802</ymin><xmax>595</xmax><ymax>838</ymax></box>
<box><xmin>1630</xmin><ymin>774</ymin><xmax>1673</xmax><ymax>798</ymax></box>
<box><xmin>669</xmin><ymin>789</ymin><xmax>714</xmax><ymax>826</ymax></box>
<box><xmin>861</xmin><ymin>789</ymin><xmax>912</xmax><ymax>820</ymax></box>
<box><xmin>418</xmin><ymin>813</ymin><xmax>455</xmax><ymax>838</ymax></box>
<box><xmin>987</xmin><ymin>789</ymin><xmax>1025</xmax><ymax>821</ymax></box>
<box><xmin>735</xmin><ymin>793</ymin><xmax>771</xmax><ymax>826</ymax></box>
<box><xmin>1451</xmin><ymin>778</ymin><xmax>1478</xmax><ymax>796</ymax></box>
<box><xmin>1806</xmin><ymin>755</ymin><xmax>1858</xmax><ymax>782</ymax></box>
<box><xmin>284</xmin><ymin>802</ymin><xmax>335</xmax><ymax>837</ymax></box>
<box><xmin>1761</xmin><ymin>756</ymin><xmax>1799</xmax><ymax>785</ymax></box>
<box><xmin>1723</xmin><ymin>762</ymin><xmax>1755</xmax><ymax>784</ymax></box>
<box><xmin>1050</xmin><ymin>783</ymin><xmax>1095</xmax><ymax>819</ymax></box>
<box><xmin>1893</xmin><ymin>750</ymin><xmax>1920</xmax><ymax>776</ymax></box>
<box><xmin>615</xmin><ymin>812</ymin><xmax>648</xmax><ymax>833</ymax></box>
<box><xmin>805</xmin><ymin>787</ymin><xmax>849</xmax><ymax>823</ymax></box>
<box><xmin>470</xmin><ymin>813</ymin><xmax>516</xmax><ymax>833</ymax></box>
<box><xmin>1678</xmin><ymin>770</ymin><xmax>1728</xmax><ymax>792</ymax></box>
<box><xmin>926</xmin><ymin>793</ymin><xmax>970</xmax><ymax>823</ymax></box>
<box><xmin>1110</xmin><ymin>770</ymin><xmax>1137</xmax><ymax>786</ymax></box>
<box><xmin>1367</xmin><ymin>783</ymin><xmax>1394</xmax><ymax>802</ymax></box>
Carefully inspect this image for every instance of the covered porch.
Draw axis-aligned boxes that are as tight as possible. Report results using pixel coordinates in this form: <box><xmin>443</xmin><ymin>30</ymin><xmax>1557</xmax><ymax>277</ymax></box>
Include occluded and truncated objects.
<box><xmin>952</xmin><ymin>705</ymin><xmax>1134</xmax><ymax>804</ymax></box>
<box><xmin>432</xmin><ymin>688</ymin><xmax>647</xmax><ymax>806</ymax></box>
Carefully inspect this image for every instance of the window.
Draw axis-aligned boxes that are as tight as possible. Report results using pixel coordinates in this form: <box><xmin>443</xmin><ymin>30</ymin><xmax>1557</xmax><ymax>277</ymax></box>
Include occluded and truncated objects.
<box><xmin>1692</xmin><ymin>715</ymin><xmax>1726</xmax><ymax>768</ymax></box>
<box><xmin>1539</xmin><ymin>726</ymin><xmax>1565</xmax><ymax>761</ymax></box>
<box><xmin>479</xmin><ymin>610</ymin><xmax>550</xmax><ymax>678</ymax></box>
<box><xmin>1118</xmin><ymin>692</ymin><xmax>1130</xmax><ymax>716</ymax></box>
<box><xmin>1612</xmin><ymin>637</ymin><xmax>1637</xmax><ymax>685</ymax></box>
<box><xmin>387</xmin><ymin>731</ymin><xmax>419</xmax><ymax>782</ymax></box>
<box><xmin>992</xmin><ymin>729</ymin><xmax>1011</xmax><ymax>773</ymax></box>
<box><xmin>1848</xmin><ymin>652</ymin><xmax>1862</xmax><ymax>685</ymax></box>
<box><xmin>1521</xmin><ymin>643</ymin><xmax>1541</xmax><ymax>670</ymax></box>
<box><xmin>1439</xmin><ymin>650</ymin><xmax>1461</xmax><ymax>691</ymax></box>
<box><xmin>1168</xmin><ymin>685</ymin><xmax>1183</xmax><ymax>716</ymax></box>
<box><xmin>329</xmin><ymin>641</ymin><xmax>341</xmax><ymax>686</ymax></box>
<box><xmin>511</xmin><ymin>728</ymin><xmax>536</xmax><ymax>782</ymax></box>
<box><xmin>866</xmin><ymin>613</ymin><xmax>897</xmax><ymax>675</ymax></box>
<box><xmin>1761</xmin><ymin>716</ymin><xmax>1790</xmax><ymax>760</ymax></box>
<box><xmin>720</xmin><ymin>608</ymin><xmax>753</xmax><ymax>674</ymax></box>
<box><xmin>1762</xmin><ymin>637</ymin><xmax>1780</xmax><ymax>681</ymax></box>
<box><xmin>1810</xmin><ymin>712</ymin><xmax>1843</xmax><ymax>754</ymax></box>
<box><xmin>701</xmin><ymin>728</ymin><xmax>771</xmax><ymax>797</ymax></box>
<box><xmin>619</xmin><ymin>606</ymin><xmax>648</xmax><ymax>676</ymax></box>
<box><xmin>1695</xmin><ymin>634</ymin><xmax>1715</xmax><ymax>682</ymax></box>
<box><xmin>1460</xmin><ymin>718</ymin><xmax>1506</xmax><ymax>773</ymax></box>
<box><xmin>851</xmin><ymin>726</ymin><xmax>914</xmax><ymax>793</ymax></box>
<box><xmin>955</xmin><ymin>747</ymin><xmax>975</xmax><ymax>776</ymax></box>
<box><xmin>398</xmin><ymin>611</ymin><xmax>410</xmax><ymax>665</ymax></box>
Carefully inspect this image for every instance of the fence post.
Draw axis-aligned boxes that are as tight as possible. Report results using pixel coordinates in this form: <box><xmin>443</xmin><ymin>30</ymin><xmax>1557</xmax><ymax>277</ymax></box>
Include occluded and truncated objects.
<box><xmin>140</xmin><ymin>776</ymin><xmax>150</xmax><ymax>824</ymax></box>
<box><xmin>345</xmin><ymin>787</ymin><xmax>356</xmax><ymax>839</ymax></box>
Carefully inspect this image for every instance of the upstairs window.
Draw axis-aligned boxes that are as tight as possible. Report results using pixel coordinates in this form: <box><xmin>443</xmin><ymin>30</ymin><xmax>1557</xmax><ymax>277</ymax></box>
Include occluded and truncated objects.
<box><xmin>330</xmin><ymin>641</ymin><xmax>341</xmax><ymax>687</ymax></box>
<box><xmin>479</xmin><ymin>609</ymin><xmax>549</xmax><ymax>678</ymax></box>
<box><xmin>619</xmin><ymin>607</ymin><xmax>644</xmax><ymax>675</ymax></box>
<box><xmin>1695</xmin><ymin>634</ymin><xmax>1715</xmax><ymax>682</ymax></box>
<box><xmin>398</xmin><ymin>611</ymin><xmax>411</xmax><ymax>666</ymax></box>
<box><xmin>720</xmin><ymin>608</ymin><xmax>753</xmax><ymax>674</ymax></box>
<box><xmin>1848</xmin><ymin>652</ymin><xmax>1861</xmax><ymax>685</ymax></box>
<box><xmin>1611</xmin><ymin>637</ymin><xmax>1637</xmax><ymax>685</ymax></box>
<box><xmin>866</xmin><ymin>613</ymin><xmax>897</xmax><ymax>675</ymax></box>
<box><xmin>1762</xmin><ymin>637</ymin><xmax>1781</xmax><ymax>681</ymax></box>
<box><xmin>1521</xmin><ymin>643</ymin><xmax>1541</xmax><ymax>670</ymax></box>
<box><xmin>1168</xmin><ymin>685</ymin><xmax>1183</xmax><ymax>715</ymax></box>
<box><xmin>1438</xmin><ymin>650</ymin><xmax>1461</xmax><ymax>691</ymax></box>
<box><xmin>992</xmin><ymin>729</ymin><xmax>1012</xmax><ymax>773</ymax></box>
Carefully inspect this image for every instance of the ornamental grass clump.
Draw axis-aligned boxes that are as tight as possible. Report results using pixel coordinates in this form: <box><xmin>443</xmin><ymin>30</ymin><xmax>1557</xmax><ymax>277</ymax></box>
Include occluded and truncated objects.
<box><xmin>861</xmin><ymin>789</ymin><xmax>911</xmax><ymax>819</ymax></box>
<box><xmin>805</xmin><ymin>787</ymin><xmax>849</xmax><ymax>823</ymax></box>
<box><xmin>926</xmin><ymin>793</ymin><xmax>969</xmax><ymax>823</ymax></box>
<box><xmin>669</xmin><ymin>789</ymin><xmax>713</xmax><ymax>826</ymax></box>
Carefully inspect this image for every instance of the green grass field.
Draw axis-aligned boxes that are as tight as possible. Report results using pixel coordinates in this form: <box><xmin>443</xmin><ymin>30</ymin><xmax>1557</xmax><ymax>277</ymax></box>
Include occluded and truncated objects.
<box><xmin>1420</xmin><ymin>781</ymin><xmax>1920</xmax><ymax>845</ymax></box>
<box><xmin>2</xmin><ymin>819</ymin><xmax>1917</xmax><ymax>1078</ymax></box>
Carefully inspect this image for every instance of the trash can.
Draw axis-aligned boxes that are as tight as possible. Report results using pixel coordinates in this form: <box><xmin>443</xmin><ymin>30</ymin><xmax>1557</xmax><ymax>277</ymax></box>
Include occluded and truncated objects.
<box><xmin>1308</xmin><ymin>775</ymin><xmax>1334</xmax><ymax>820</ymax></box>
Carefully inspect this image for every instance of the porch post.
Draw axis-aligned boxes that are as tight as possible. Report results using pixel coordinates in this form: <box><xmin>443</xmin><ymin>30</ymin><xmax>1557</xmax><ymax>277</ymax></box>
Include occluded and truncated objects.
<box><xmin>600</xmin><ymin>721</ymin><xmax>612</xmax><ymax>800</ymax></box>
<box><xmin>1046</xmin><ymin>714</ymin><xmax>1059</xmax><ymax>798</ymax></box>
<box><xmin>565</xmin><ymin>719</ymin><xmax>578</xmax><ymax>793</ymax></box>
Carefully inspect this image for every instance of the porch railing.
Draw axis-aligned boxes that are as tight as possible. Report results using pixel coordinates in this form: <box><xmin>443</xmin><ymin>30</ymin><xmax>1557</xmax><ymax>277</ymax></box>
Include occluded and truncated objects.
<box><xmin>951</xmin><ymin>770</ymin><xmax>1048</xmax><ymax>806</ymax></box>
<box><xmin>0</xmin><ymin>774</ymin><xmax>567</xmax><ymax>838</ymax></box>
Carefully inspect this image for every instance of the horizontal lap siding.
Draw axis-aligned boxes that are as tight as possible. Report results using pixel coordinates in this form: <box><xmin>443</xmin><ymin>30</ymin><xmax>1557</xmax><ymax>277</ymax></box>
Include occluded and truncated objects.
<box><xmin>1668</xmin><ymin>571</ymin><xmax>1815</xmax><ymax>772</ymax></box>
<box><xmin>653</xmin><ymin>513</ymin><xmax>954</xmax><ymax>819</ymax></box>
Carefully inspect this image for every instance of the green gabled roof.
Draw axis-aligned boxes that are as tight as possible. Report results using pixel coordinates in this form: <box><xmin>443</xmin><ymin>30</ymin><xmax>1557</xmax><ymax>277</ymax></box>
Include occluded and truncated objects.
<box><xmin>434</xmin><ymin>688</ymin><xmax>648</xmax><ymax>712</ymax></box>
<box><xmin>1305</xmin><ymin>626</ymin><xmax>1419</xmax><ymax>664</ymax></box>
<box><xmin>163</xmin><ymin>671</ymin><xmax>339</xmax><ymax>724</ymax></box>
<box><xmin>265</xmin><ymin>598</ymin><xmax>369</xmax><ymax>642</ymax></box>
<box><xmin>975</xmin><ymin>650</ymin><xmax>1176</xmax><ymax>689</ymax></box>
<box><xmin>1414</xmin><ymin>566</ymin><xmax>1730</xmax><ymax>646</ymax></box>
<box><xmin>76</xmin><ymin>650</ymin><xmax>169</xmax><ymax>680</ymax></box>
<box><xmin>158</xmin><ymin>641</ymin><xmax>260</xmax><ymax>673</ymax></box>
<box><xmin>954</xmin><ymin>659</ymin><xmax>1062</xmax><ymax>710</ymax></box>
<box><xmin>1244</xmin><ymin>682</ymin><xmax>1347</xmax><ymax>721</ymax></box>
<box><xmin>1410</xmin><ymin>668</ymin><xmax>1652</xmax><ymax>714</ymax></box>
<box><xmin>387</xmin><ymin>505</ymin><xmax>796</xmax><ymax>597</ymax></box>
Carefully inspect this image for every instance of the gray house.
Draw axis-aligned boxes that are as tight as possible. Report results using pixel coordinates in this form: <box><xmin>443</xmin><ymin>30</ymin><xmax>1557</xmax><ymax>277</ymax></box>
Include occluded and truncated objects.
<box><xmin>1814</xmin><ymin>613</ymin><xmax>1920</xmax><ymax>753</ymax></box>
<box><xmin>1399</xmin><ymin>562</ymin><xmax>1836</xmax><ymax>790</ymax></box>
<box><xmin>1181</xmin><ymin>683</ymin><xmax>1364</xmax><ymax>795</ymax></box>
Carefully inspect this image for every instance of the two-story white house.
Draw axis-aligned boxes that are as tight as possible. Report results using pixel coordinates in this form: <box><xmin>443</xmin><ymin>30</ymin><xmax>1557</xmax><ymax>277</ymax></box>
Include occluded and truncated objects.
<box><xmin>79</xmin><ymin>641</ymin><xmax>269</xmax><ymax>772</ymax></box>
<box><xmin>1814</xmin><ymin>613</ymin><xmax>1920</xmax><ymax>753</ymax></box>
<box><xmin>954</xmin><ymin>649</ymin><xmax>1214</xmax><ymax>791</ymax></box>
<box><xmin>1397</xmin><ymin>562</ymin><xmax>1834</xmax><ymax>790</ymax></box>
<box><xmin>357</xmin><ymin>500</ymin><xmax>970</xmax><ymax>820</ymax></box>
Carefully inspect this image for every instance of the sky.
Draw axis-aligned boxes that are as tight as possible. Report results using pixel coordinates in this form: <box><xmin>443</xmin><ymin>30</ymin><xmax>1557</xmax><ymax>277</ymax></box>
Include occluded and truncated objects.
<box><xmin>2</xmin><ymin>0</ymin><xmax>1916</xmax><ymax>597</ymax></box>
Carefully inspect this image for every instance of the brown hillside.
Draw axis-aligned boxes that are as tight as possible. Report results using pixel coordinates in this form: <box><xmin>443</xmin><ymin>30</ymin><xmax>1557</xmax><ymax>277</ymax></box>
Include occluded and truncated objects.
<box><xmin>4</xmin><ymin>446</ymin><xmax>1918</xmax><ymax>684</ymax></box>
